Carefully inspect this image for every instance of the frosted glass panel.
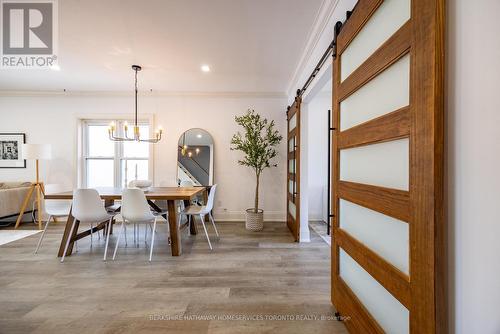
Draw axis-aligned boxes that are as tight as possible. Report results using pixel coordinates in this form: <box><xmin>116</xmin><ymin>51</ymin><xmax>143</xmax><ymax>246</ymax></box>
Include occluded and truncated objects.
<box><xmin>340</xmin><ymin>138</ymin><xmax>409</xmax><ymax>190</ymax></box>
<box><xmin>289</xmin><ymin>201</ymin><xmax>296</xmax><ymax>219</ymax></box>
<box><xmin>340</xmin><ymin>54</ymin><xmax>410</xmax><ymax>131</ymax></box>
<box><xmin>341</xmin><ymin>0</ymin><xmax>411</xmax><ymax>81</ymax></box>
<box><xmin>289</xmin><ymin>113</ymin><xmax>297</xmax><ymax>131</ymax></box>
<box><xmin>288</xmin><ymin>180</ymin><xmax>295</xmax><ymax>194</ymax></box>
<box><xmin>340</xmin><ymin>199</ymin><xmax>409</xmax><ymax>274</ymax></box>
<box><xmin>288</xmin><ymin>159</ymin><xmax>296</xmax><ymax>173</ymax></box>
<box><xmin>340</xmin><ymin>250</ymin><xmax>409</xmax><ymax>333</ymax></box>
<box><xmin>289</xmin><ymin>138</ymin><xmax>295</xmax><ymax>152</ymax></box>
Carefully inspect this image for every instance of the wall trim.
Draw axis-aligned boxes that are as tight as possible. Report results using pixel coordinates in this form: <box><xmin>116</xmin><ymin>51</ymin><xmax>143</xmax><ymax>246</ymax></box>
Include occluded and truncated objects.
<box><xmin>286</xmin><ymin>0</ymin><xmax>340</xmax><ymax>98</ymax></box>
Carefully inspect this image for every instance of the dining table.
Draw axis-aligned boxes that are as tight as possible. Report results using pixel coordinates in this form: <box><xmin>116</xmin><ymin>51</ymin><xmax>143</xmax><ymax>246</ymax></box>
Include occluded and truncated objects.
<box><xmin>44</xmin><ymin>187</ymin><xmax>206</xmax><ymax>257</ymax></box>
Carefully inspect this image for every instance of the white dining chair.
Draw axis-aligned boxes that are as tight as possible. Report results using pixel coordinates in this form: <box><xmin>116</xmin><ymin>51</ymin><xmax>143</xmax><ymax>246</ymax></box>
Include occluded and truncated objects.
<box><xmin>61</xmin><ymin>189</ymin><xmax>116</xmax><ymax>262</ymax></box>
<box><xmin>179</xmin><ymin>184</ymin><xmax>218</xmax><ymax>250</ymax></box>
<box><xmin>124</xmin><ymin>180</ymin><xmax>168</xmax><ymax>245</ymax></box>
<box><xmin>113</xmin><ymin>188</ymin><xmax>162</xmax><ymax>261</ymax></box>
<box><xmin>34</xmin><ymin>184</ymin><xmax>72</xmax><ymax>254</ymax></box>
<box><xmin>144</xmin><ymin>182</ymin><xmax>169</xmax><ymax>238</ymax></box>
<box><xmin>178</xmin><ymin>180</ymin><xmax>202</xmax><ymax>214</ymax></box>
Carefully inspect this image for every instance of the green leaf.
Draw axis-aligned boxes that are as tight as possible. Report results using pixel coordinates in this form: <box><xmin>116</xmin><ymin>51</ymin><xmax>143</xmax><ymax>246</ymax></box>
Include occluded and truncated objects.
<box><xmin>230</xmin><ymin>109</ymin><xmax>283</xmax><ymax>174</ymax></box>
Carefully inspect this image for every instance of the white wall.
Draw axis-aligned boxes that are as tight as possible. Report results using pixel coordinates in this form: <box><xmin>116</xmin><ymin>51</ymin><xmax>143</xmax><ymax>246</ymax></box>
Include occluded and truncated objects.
<box><xmin>448</xmin><ymin>1</ymin><xmax>500</xmax><ymax>333</ymax></box>
<box><xmin>0</xmin><ymin>94</ymin><xmax>288</xmax><ymax>222</ymax></box>
<box><xmin>299</xmin><ymin>103</ymin><xmax>310</xmax><ymax>242</ymax></box>
<box><xmin>306</xmin><ymin>92</ymin><xmax>331</xmax><ymax>222</ymax></box>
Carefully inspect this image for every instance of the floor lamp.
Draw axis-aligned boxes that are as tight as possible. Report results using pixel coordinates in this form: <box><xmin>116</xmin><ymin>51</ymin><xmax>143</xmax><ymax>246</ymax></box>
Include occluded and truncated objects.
<box><xmin>15</xmin><ymin>144</ymin><xmax>52</xmax><ymax>230</ymax></box>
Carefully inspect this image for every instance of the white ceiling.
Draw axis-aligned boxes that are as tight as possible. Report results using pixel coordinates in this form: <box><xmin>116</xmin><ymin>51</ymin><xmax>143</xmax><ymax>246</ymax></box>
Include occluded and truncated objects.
<box><xmin>0</xmin><ymin>0</ymin><xmax>323</xmax><ymax>93</ymax></box>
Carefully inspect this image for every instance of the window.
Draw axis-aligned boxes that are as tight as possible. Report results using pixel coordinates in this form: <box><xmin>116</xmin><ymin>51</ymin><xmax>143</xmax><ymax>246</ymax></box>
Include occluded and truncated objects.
<box><xmin>82</xmin><ymin>120</ymin><xmax>151</xmax><ymax>188</ymax></box>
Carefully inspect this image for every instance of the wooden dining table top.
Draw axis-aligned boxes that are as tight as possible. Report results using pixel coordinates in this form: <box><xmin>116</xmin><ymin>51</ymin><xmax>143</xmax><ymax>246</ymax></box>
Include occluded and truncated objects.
<box><xmin>44</xmin><ymin>187</ymin><xmax>205</xmax><ymax>201</ymax></box>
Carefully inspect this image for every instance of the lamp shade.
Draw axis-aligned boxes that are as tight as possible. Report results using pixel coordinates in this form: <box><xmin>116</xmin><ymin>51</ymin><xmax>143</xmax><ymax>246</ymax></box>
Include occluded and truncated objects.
<box><xmin>22</xmin><ymin>144</ymin><xmax>52</xmax><ymax>160</ymax></box>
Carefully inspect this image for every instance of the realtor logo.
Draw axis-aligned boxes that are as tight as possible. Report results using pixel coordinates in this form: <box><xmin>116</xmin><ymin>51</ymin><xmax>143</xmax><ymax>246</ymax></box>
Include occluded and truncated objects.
<box><xmin>1</xmin><ymin>0</ymin><xmax>58</xmax><ymax>69</ymax></box>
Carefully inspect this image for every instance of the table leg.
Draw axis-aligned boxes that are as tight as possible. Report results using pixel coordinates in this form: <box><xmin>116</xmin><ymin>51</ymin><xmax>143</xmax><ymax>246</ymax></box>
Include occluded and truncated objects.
<box><xmin>104</xmin><ymin>199</ymin><xmax>115</xmax><ymax>209</ymax></box>
<box><xmin>185</xmin><ymin>200</ymin><xmax>198</xmax><ymax>235</ymax></box>
<box><xmin>58</xmin><ymin>206</ymin><xmax>78</xmax><ymax>257</ymax></box>
<box><xmin>104</xmin><ymin>199</ymin><xmax>116</xmax><ymax>235</ymax></box>
<box><xmin>202</xmin><ymin>188</ymin><xmax>210</xmax><ymax>223</ymax></box>
<box><xmin>202</xmin><ymin>188</ymin><xmax>209</xmax><ymax>204</ymax></box>
<box><xmin>67</xmin><ymin>219</ymin><xmax>80</xmax><ymax>255</ymax></box>
<box><xmin>168</xmin><ymin>200</ymin><xmax>181</xmax><ymax>256</ymax></box>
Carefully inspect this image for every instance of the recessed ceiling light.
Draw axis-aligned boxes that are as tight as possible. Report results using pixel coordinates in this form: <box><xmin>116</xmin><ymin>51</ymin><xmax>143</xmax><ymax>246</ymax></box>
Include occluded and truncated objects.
<box><xmin>201</xmin><ymin>65</ymin><xmax>210</xmax><ymax>73</ymax></box>
<box><xmin>50</xmin><ymin>64</ymin><xmax>61</xmax><ymax>71</ymax></box>
<box><xmin>197</xmin><ymin>134</ymin><xmax>202</xmax><ymax>138</ymax></box>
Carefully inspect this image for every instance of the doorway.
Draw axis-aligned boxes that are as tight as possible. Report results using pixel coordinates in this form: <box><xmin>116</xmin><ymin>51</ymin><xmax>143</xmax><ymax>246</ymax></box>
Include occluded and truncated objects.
<box><xmin>300</xmin><ymin>65</ymin><xmax>333</xmax><ymax>245</ymax></box>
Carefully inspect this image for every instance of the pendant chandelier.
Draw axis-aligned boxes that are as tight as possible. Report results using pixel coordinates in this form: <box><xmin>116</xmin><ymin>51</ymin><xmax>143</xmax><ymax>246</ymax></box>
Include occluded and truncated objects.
<box><xmin>179</xmin><ymin>132</ymin><xmax>200</xmax><ymax>157</ymax></box>
<box><xmin>180</xmin><ymin>132</ymin><xmax>188</xmax><ymax>156</ymax></box>
<box><xmin>108</xmin><ymin>65</ymin><xmax>163</xmax><ymax>143</ymax></box>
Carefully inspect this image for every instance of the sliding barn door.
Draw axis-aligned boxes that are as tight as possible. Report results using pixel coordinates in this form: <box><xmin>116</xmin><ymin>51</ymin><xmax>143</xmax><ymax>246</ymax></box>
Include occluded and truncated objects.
<box><xmin>331</xmin><ymin>0</ymin><xmax>445</xmax><ymax>333</ymax></box>
<box><xmin>286</xmin><ymin>97</ymin><xmax>301</xmax><ymax>241</ymax></box>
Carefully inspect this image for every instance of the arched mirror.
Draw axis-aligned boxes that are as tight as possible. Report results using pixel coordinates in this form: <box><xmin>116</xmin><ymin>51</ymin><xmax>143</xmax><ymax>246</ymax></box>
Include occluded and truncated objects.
<box><xmin>177</xmin><ymin>128</ymin><xmax>214</xmax><ymax>186</ymax></box>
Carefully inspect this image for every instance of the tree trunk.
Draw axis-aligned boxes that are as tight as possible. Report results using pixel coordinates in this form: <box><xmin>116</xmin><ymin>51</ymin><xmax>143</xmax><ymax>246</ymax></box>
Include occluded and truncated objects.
<box><xmin>254</xmin><ymin>173</ymin><xmax>260</xmax><ymax>213</ymax></box>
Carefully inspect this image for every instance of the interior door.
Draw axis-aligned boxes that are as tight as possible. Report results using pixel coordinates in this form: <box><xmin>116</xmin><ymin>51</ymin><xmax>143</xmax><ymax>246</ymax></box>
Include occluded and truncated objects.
<box><xmin>331</xmin><ymin>0</ymin><xmax>445</xmax><ymax>333</ymax></box>
<box><xmin>286</xmin><ymin>96</ymin><xmax>301</xmax><ymax>241</ymax></box>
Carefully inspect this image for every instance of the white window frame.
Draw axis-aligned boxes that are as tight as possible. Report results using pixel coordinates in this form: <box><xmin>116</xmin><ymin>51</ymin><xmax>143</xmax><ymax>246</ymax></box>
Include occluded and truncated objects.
<box><xmin>81</xmin><ymin>118</ymin><xmax>153</xmax><ymax>188</ymax></box>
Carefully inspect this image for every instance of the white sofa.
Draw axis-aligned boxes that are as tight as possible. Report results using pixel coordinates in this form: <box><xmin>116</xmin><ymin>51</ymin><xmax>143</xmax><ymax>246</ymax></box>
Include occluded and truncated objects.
<box><xmin>0</xmin><ymin>182</ymin><xmax>36</xmax><ymax>223</ymax></box>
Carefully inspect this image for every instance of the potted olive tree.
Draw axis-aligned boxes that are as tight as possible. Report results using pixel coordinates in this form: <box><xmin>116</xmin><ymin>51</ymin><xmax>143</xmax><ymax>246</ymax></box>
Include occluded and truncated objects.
<box><xmin>230</xmin><ymin>109</ymin><xmax>282</xmax><ymax>231</ymax></box>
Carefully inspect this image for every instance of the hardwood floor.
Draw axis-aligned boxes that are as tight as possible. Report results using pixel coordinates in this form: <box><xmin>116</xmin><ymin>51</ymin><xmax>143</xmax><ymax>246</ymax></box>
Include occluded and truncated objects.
<box><xmin>0</xmin><ymin>221</ymin><xmax>347</xmax><ymax>334</ymax></box>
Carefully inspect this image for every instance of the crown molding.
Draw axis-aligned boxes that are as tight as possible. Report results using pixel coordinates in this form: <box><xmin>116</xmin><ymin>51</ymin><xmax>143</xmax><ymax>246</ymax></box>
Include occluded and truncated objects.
<box><xmin>0</xmin><ymin>90</ymin><xmax>287</xmax><ymax>99</ymax></box>
<box><xmin>285</xmin><ymin>0</ymin><xmax>340</xmax><ymax>99</ymax></box>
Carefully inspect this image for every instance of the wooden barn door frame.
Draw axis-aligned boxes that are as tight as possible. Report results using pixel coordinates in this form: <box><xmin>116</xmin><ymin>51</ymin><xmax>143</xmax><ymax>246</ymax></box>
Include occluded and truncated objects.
<box><xmin>331</xmin><ymin>0</ymin><xmax>445</xmax><ymax>333</ymax></box>
<box><xmin>286</xmin><ymin>96</ymin><xmax>301</xmax><ymax>242</ymax></box>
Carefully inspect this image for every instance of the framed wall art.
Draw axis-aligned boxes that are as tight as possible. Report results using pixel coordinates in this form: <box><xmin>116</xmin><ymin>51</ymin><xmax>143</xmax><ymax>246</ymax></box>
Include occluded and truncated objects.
<box><xmin>0</xmin><ymin>133</ymin><xmax>26</xmax><ymax>168</ymax></box>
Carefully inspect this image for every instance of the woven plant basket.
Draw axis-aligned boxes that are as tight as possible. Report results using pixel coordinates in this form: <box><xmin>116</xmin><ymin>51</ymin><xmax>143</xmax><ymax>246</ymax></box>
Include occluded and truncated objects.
<box><xmin>245</xmin><ymin>209</ymin><xmax>264</xmax><ymax>231</ymax></box>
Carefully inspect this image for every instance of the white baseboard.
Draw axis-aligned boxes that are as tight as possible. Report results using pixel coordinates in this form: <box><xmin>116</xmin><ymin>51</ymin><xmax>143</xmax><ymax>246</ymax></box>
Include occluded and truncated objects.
<box><xmin>308</xmin><ymin>218</ymin><xmax>327</xmax><ymax>223</ymax></box>
<box><xmin>213</xmin><ymin>210</ymin><xmax>286</xmax><ymax>222</ymax></box>
<box><xmin>308</xmin><ymin>211</ymin><xmax>328</xmax><ymax>222</ymax></box>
